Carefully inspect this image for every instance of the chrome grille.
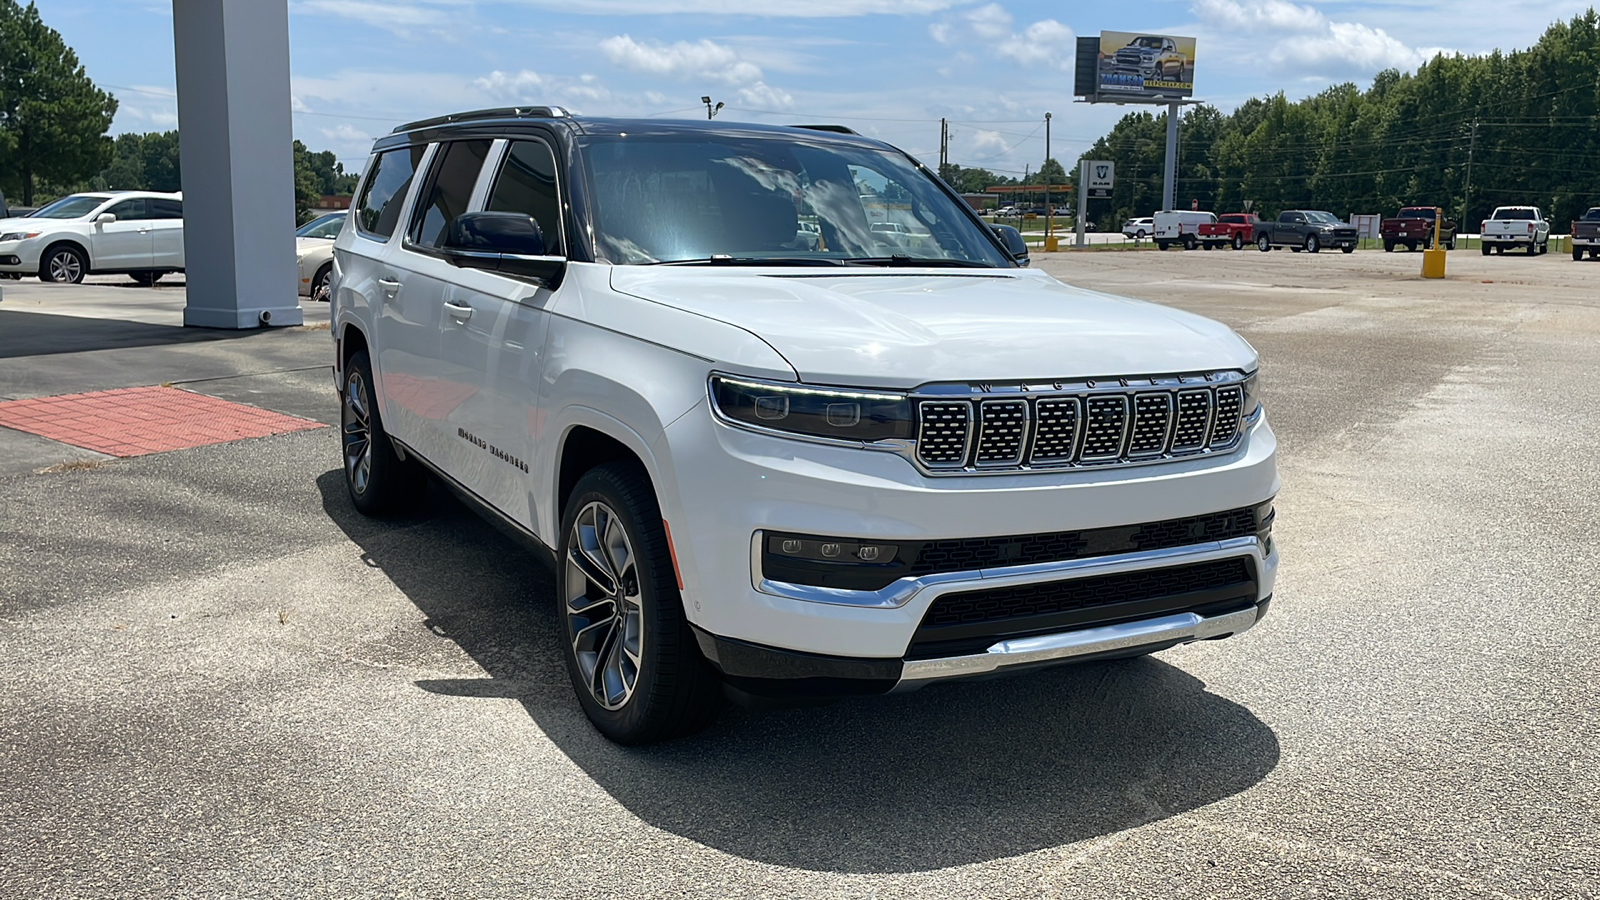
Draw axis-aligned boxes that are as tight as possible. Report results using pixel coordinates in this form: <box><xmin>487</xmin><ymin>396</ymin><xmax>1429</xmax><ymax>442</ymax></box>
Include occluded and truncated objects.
<box><xmin>1211</xmin><ymin>386</ymin><xmax>1243</xmax><ymax>445</ymax></box>
<box><xmin>1080</xmin><ymin>396</ymin><xmax>1129</xmax><ymax>460</ymax></box>
<box><xmin>1171</xmin><ymin>390</ymin><xmax>1213</xmax><ymax>451</ymax></box>
<box><xmin>916</xmin><ymin>402</ymin><xmax>972</xmax><ymax>466</ymax></box>
<box><xmin>908</xmin><ymin>373</ymin><xmax>1251</xmax><ymax>475</ymax></box>
<box><xmin>1128</xmin><ymin>393</ymin><xmax>1172</xmax><ymax>456</ymax></box>
<box><xmin>975</xmin><ymin>400</ymin><xmax>1028</xmax><ymax>465</ymax></box>
<box><xmin>1030</xmin><ymin>398</ymin><xmax>1080</xmax><ymax>462</ymax></box>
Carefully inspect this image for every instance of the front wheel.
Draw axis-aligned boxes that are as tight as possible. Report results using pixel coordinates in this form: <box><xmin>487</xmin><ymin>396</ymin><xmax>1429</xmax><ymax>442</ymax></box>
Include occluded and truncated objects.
<box><xmin>1341</xmin><ymin>245</ymin><xmax>1355</xmax><ymax>254</ymax></box>
<box><xmin>1527</xmin><ymin>241</ymin><xmax>1539</xmax><ymax>256</ymax></box>
<box><xmin>341</xmin><ymin>350</ymin><xmax>425</xmax><ymax>515</ymax></box>
<box><xmin>1306</xmin><ymin>234</ymin><xmax>1320</xmax><ymax>254</ymax></box>
<box><xmin>131</xmin><ymin>270</ymin><xmax>162</xmax><ymax>287</ymax></box>
<box><xmin>1258</xmin><ymin>235</ymin><xmax>1272</xmax><ymax>252</ymax></box>
<box><xmin>560</xmin><ymin>463</ymin><xmax>723</xmax><ymax>744</ymax></box>
<box><xmin>40</xmin><ymin>245</ymin><xmax>88</xmax><ymax>283</ymax></box>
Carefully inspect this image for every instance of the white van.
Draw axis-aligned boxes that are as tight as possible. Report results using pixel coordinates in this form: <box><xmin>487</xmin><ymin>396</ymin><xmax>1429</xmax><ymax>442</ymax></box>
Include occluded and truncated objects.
<box><xmin>1152</xmin><ymin>210</ymin><xmax>1216</xmax><ymax>250</ymax></box>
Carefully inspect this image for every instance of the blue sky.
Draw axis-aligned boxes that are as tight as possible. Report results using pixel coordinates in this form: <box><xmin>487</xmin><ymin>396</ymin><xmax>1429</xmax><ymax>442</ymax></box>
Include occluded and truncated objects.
<box><xmin>43</xmin><ymin>0</ymin><xmax>1596</xmax><ymax>180</ymax></box>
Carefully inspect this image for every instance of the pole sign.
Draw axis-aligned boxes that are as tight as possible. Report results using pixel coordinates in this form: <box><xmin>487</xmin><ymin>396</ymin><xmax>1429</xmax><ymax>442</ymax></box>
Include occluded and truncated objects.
<box><xmin>1075</xmin><ymin>32</ymin><xmax>1196</xmax><ymax>102</ymax></box>
<box><xmin>1085</xmin><ymin>161</ymin><xmax>1114</xmax><ymax>199</ymax></box>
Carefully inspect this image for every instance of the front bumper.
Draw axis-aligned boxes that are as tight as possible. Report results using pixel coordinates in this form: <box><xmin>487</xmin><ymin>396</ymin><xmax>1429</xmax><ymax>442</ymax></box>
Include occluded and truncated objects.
<box><xmin>658</xmin><ymin>399</ymin><xmax>1279</xmax><ymax>663</ymax></box>
<box><xmin>0</xmin><ymin>241</ymin><xmax>39</xmax><ymax>272</ymax></box>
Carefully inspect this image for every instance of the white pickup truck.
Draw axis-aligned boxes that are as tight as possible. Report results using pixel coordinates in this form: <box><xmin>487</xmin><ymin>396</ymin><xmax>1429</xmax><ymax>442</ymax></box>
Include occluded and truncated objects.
<box><xmin>1480</xmin><ymin>206</ymin><xmax>1550</xmax><ymax>256</ymax></box>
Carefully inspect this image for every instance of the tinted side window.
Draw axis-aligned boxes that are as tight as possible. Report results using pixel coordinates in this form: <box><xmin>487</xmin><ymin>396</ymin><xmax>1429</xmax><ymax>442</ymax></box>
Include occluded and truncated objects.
<box><xmin>150</xmin><ymin>198</ymin><xmax>183</xmax><ymax>219</ymax></box>
<box><xmin>411</xmin><ymin>140</ymin><xmax>492</xmax><ymax>248</ymax></box>
<box><xmin>354</xmin><ymin>146</ymin><xmax>423</xmax><ymax>239</ymax></box>
<box><xmin>485</xmin><ymin>140</ymin><xmax>563</xmax><ymax>256</ymax></box>
<box><xmin>107</xmin><ymin>198</ymin><xmax>149</xmax><ymax>220</ymax></box>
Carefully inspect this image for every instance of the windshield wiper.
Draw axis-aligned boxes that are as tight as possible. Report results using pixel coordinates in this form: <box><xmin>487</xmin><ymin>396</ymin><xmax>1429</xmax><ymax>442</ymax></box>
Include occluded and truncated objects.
<box><xmin>842</xmin><ymin>255</ymin><xmax>994</xmax><ymax>268</ymax></box>
<box><xmin>647</xmin><ymin>256</ymin><xmax>847</xmax><ymax>267</ymax></box>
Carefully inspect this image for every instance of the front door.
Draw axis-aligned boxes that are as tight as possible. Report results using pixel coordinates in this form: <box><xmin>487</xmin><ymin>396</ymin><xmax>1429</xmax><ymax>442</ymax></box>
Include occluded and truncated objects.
<box><xmin>92</xmin><ymin>198</ymin><xmax>156</xmax><ymax>270</ymax></box>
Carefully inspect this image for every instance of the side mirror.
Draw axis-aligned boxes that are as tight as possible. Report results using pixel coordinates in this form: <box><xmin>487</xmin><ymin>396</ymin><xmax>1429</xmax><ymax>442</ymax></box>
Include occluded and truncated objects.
<box><xmin>95</xmin><ymin>213</ymin><xmax>116</xmax><ymax>225</ymax></box>
<box><xmin>990</xmin><ymin>223</ymin><xmax>1030</xmax><ymax>266</ymax></box>
<box><xmin>441</xmin><ymin>211</ymin><xmax>565</xmax><ymax>286</ymax></box>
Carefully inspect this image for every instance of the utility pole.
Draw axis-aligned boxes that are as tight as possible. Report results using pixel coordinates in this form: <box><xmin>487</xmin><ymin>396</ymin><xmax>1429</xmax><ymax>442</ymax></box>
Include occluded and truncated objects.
<box><xmin>1462</xmin><ymin>119</ymin><xmax>1478</xmax><ymax>232</ymax></box>
<box><xmin>1043</xmin><ymin>112</ymin><xmax>1053</xmax><ymax>248</ymax></box>
<box><xmin>939</xmin><ymin>117</ymin><xmax>948</xmax><ymax>180</ymax></box>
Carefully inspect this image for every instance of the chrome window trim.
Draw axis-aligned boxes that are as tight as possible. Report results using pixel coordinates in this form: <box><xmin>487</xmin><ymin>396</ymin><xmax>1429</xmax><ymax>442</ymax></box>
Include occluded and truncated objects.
<box><xmin>751</xmin><ymin>531</ymin><xmax>1269</xmax><ymax>610</ymax></box>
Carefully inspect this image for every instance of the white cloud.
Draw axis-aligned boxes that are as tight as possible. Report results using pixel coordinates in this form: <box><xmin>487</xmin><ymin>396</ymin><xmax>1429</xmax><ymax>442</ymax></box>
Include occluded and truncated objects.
<box><xmin>930</xmin><ymin>4</ymin><xmax>1073</xmax><ymax>70</ymax></box>
<box><xmin>1192</xmin><ymin>0</ymin><xmax>1323</xmax><ymax>32</ymax></box>
<box><xmin>474</xmin><ymin>69</ymin><xmax>545</xmax><ymax>99</ymax></box>
<box><xmin>600</xmin><ymin>35</ymin><xmax>764</xmax><ymax>85</ymax></box>
<box><xmin>296</xmin><ymin>0</ymin><xmax>453</xmax><ymax>34</ymax></box>
<box><xmin>497</xmin><ymin>0</ymin><xmax>956</xmax><ymax>15</ymax></box>
<box><xmin>736</xmin><ymin>82</ymin><xmax>794</xmax><ymax>110</ymax></box>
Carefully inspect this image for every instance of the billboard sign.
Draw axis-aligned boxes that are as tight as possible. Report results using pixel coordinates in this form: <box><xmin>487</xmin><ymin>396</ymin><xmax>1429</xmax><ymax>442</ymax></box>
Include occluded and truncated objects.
<box><xmin>1085</xmin><ymin>161</ymin><xmax>1114</xmax><ymax>199</ymax></box>
<box><xmin>1083</xmin><ymin>31</ymin><xmax>1196</xmax><ymax>101</ymax></box>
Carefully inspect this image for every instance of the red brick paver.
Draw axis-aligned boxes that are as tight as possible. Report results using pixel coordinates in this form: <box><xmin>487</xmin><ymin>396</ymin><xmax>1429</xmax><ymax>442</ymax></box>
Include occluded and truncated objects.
<box><xmin>0</xmin><ymin>386</ymin><xmax>326</xmax><ymax>457</ymax></box>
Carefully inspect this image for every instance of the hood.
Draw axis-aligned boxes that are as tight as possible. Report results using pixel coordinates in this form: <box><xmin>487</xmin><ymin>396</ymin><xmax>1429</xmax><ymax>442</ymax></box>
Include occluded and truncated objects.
<box><xmin>608</xmin><ymin>267</ymin><xmax>1255</xmax><ymax>388</ymax></box>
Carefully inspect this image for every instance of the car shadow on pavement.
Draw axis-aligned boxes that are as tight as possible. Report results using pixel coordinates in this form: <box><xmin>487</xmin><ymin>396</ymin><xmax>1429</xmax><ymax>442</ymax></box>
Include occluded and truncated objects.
<box><xmin>317</xmin><ymin>470</ymin><xmax>1281</xmax><ymax>874</ymax></box>
<box><xmin>0</xmin><ymin>309</ymin><xmax>258</xmax><ymax>358</ymax></box>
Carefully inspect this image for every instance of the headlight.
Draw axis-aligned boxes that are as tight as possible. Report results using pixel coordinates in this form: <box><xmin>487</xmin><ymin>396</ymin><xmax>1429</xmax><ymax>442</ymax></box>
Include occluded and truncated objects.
<box><xmin>709</xmin><ymin>375</ymin><xmax>913</xmax><ymax>443</ymax></box>
<box><xmin>1242</xmin><ymin>371</ymin><xmax>1261</xmax><ymax>419</ymax></box>
<box><xmin>0</xmin><ymin>231</ymin><xmax>40</xmax><ymax>242</ymax></box>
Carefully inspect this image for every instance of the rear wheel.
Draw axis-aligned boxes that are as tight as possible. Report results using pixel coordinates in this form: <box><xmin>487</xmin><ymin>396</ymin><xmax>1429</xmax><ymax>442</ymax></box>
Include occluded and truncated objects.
<box><xmin>1183</xmin><ymin>235</ymin><xmax>1197</xmax><ymax>251</ymax></box>
<box><xmin>40</xmin><ymin>244</ymin><xmax>87</xmax><ymax>283</ymax></box>
<box><xmin>1446</xmin><ymin>237</ymin><xmax>1456</xmax><ymax>250</ymax></box>
<box><xmin>311</xmin><ymin>263</ymin><xmax>333</xmax><ymax>303</ymax></box>
<box><xmin>131</xmin><ymin>270</ymin><xmax>162</xmax><ymax>287</ymax></box>
<box><xmin>1258</xmin><ymin>234</ymin><xmax>1271</xmax><ymax>252</ymax></box>
<box><xmin>1384</xmin><ymin>240</ymin><xmax>1395</xmax><ymax>252</ymax></box>
<box><xmin>341</xmin><ymin>350</ymin><xmax>425</xmax><ymax>515</ymax></box>
<box><xmin>1590</xmin><ymin>249</ymin><xmax>1598</xmax><ymax>259</ymax></box>
<box><xmin>560</xmin><ymin>463</ymin><xmax>723</xmax><ymax>744</ymax></box>
<box><xmin>1575</xmin><ymin>246</ymin><xmax>1584</xmax><ymax>261</ymax></box>
<box><xmin>1156</xmin><ymin>241</ymin><xmax>1170</xmax><ymax>251</ymax></box>
<box><xmin>1232</xmin><ymin>233</ymin><xmax>1244</xmax><ymax>251</ymax></box>
<box><xmin>1481</xmin><ymin>242</ymin><xmax>1491</xmax><ymax>256</ymax></box>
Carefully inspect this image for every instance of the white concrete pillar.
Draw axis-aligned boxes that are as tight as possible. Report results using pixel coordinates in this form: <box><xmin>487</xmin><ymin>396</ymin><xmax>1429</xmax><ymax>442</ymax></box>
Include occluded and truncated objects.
<box><xmin>172</xmin><ymin>0</ymin><xmax>302</xmax><ymax>329</ymax></box>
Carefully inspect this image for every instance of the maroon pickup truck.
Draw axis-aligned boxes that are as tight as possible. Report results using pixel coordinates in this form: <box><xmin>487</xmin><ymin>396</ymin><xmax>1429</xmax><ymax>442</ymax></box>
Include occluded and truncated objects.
<box><xmin>1196</xmin><ymin>213</ymin><xmax>1262</xmax><ymax>250</ymax></box>
<box><xmin>1381</xmin><ymin>207</ymin><xmax>1456</xmax><ymax>251</ymax></box>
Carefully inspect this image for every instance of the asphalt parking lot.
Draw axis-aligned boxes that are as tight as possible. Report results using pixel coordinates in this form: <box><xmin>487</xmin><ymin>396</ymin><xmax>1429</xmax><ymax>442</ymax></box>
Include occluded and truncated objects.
<box><xmin>2</xmin><ymin>252</ymin><xmax>1597</xmax><ymax>898</ymax></box>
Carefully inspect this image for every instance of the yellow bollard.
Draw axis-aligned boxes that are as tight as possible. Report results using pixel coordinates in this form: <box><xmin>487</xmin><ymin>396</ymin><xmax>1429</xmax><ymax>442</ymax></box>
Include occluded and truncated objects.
<box><xmin>1421</xmin><ymin>205</ymin><xmax>1447</xmax><ymax>278</ymax></box>
<box><xmin>1045</xmin><ymin>235</ymin><xmax>1060</xmax><ymax>252</ymax></box>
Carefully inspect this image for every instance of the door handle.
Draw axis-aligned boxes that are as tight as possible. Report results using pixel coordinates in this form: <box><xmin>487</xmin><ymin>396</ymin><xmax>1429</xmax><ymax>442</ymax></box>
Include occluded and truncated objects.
<box><xmin>377</xmin><ymin>278</ymin><xmax>401</xmax><ymax>297</ymax></box>
<box><xmin>443</xmin><ymin>301</ymin><xmax>473</xmax><ymax>321</ymax></box>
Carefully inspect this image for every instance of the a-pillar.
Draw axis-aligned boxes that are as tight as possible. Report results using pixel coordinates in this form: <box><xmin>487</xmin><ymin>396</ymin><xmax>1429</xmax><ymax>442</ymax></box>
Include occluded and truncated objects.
<box><xmin>172</xmin><ymin>0</ymin><xmax>301</xmax><ymax>329</ymax></box>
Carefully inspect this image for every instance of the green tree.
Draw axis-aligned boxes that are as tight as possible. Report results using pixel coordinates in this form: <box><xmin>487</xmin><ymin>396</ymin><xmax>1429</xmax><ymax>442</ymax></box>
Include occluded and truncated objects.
<box><xmin>0</xmin><ymin>1</ymin><xmax>118</xmax><ymax>204</ymax></box>
<box><xmin>94</xmin><ymin>130</ymin><xmax>181</xmax><ymax>192</ymax></box>
<box><xmin>292</xmin><ymin>140</ymin><xmax>358</xmax><ymax>222</ymax></box>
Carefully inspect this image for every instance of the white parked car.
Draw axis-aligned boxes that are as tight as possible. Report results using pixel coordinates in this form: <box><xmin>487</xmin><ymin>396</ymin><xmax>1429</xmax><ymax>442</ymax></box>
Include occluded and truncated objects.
<box><xmin>1479</xmin><ymin>206</ymin><xmax>1550</xmax><ymax>256</ymax></box>
<box><xmin>295</xmin><ymin>211</ymin><xmax>346</xmax><ymax>301</ymax></box>
<box><xmin>1122</xmin><ymin>217</ymin><xmax>1153</xmax><ymax>239</ymax></box>
<box><xmin>332</xmin><ymin>111</ymin><xmax>1279</xmax><ymax>744</ymax></box>
<box><xmin>0</xmin><ymin>191</ymin><xmax>184</xmax><ymax>284</ymax></box>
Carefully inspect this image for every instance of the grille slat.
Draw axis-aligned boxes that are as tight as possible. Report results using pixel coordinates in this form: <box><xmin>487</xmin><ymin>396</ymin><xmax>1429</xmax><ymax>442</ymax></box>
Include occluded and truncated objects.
<box><xmin>912</xmin><ymin>375</ymin><xmax>1249</xmax><ymax>473</ymax></box>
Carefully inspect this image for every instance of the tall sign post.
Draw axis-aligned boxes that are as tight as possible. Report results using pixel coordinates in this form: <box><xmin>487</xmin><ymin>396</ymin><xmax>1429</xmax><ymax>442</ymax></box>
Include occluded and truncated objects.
<box><xmin>1077</xmin><ymin>161</ymin><xmax>1114</xmax><ymax>248</ymax></box>
<box><xmin>1074</xmin><ymin>31</ymin><xmax>1200</xmax><ymax>218</ymax></box>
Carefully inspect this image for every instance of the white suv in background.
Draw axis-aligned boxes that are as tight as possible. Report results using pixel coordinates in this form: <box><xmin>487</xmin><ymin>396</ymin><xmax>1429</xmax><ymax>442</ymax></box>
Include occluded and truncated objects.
<box><xmin>0</xmin><ymin>191</ymin><xmax>185</xmax><ymax>284</ymax></box>
<box><xmin>331</xmin><ymin>109</ymin><xmax>1279</xmax><ymax>744</ymax></box>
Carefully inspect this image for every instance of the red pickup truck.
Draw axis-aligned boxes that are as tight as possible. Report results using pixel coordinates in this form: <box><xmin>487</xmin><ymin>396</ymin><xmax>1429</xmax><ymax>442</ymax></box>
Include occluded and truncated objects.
<box><xmin>1381</xmin><ymin>207</ymin><xmax>1456</xmax><ymax>251</ymax></box>
<box><xmin>1196</xmin><ymin>213</ymin><xmax>1261</xmax><ymax>250</ymax></box>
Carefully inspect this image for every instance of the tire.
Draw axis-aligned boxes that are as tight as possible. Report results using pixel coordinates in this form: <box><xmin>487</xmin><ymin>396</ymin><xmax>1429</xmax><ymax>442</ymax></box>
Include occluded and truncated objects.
<box><xmin>1232</xmin><ymin>233</ymin><xmax>1244</xmax><ymax>251</ymax></box>
<box><xmin>311</xmin><ymin>263</ymin><xmax>333</xmax><ymax>303</ymax></box>
<box><xmin>1384</xmin><ymin>240</ymin><xmax>1394</xmax><ymax>252</ymax></box>
<box><xmin>1575</xmin><ymin>246</ymin><xmax>1584</xmax><ymax>261</ymax></box>
<box><xmin>1183</xmin><ymin>235</ymin><xmax>1197</xmax><ymax>251</ymax></box>
<box><xmin>340</xmin><ymin>350</ymin><xmax>425</xmax><ymax>516</ymax></box>
<box><xmin>1306</xmin><ymin>234</ymin><xmax>1320</xmax><ymax>254</ymax></box>
<box><xmin>1258</xmin><ymin>234</ymin><xmax>1271</xmax><ymax>252</ymax></box>
<box><xmin>131</xmin><ymin>270</ymin><xmax>162</xmax><ymax>287</ymax></box>
<box><xmin>1446</xmin><ymin>237</ymin><xmax>1456</xmax><ymax>250</ymax></box>
<box><xmin>1481</xmin><ymin>243</ymin><xmax>1491</xmax><ymax>256</ymax></box>
<box><xmin>1539</xmin><ymin>239</ymin><xmax>1548</xmax><ymax>255</ymax></box>
<box><xmin>1156</xmin><ymin>241</ymin><xmax>1169</xmax><ymax>251</ymax></box>
<box><xmin>1590</xmin><ymin>249</ymin><xmax>1598</xmax><ymax>259</ymax></box>
<box><xmin>1204</xmin><ymin>243</ymin><xmax>1214</xmax><ymax>250</ymax></box>
<box><xmin>559</xmin><ymin>462</ymin><xmax>723</xmax><ymax>744</ymax></box>
<box><xmin>40</xmin><ymin>244</ymin><xmax>88</xmax><ymax>284</ymax></box>
<box><xmin>1135</xmin><ymin>229</ymin><xmax>1146</xmax><ymax>240</ymax></box>
<box><xmin>1291</xmin><ymin>246</ymin><xmax>1302</xmax><ymax>253</ymax></box>
<box><xmin>1527</xmin><ymin>241</ymin><xmax>1538</xmax><ymax>256</ymax></box>
<box><xmin>1496</xmin><ymin>245</ymin><xmax>1504</xmax><ymax>255</ymax></box>
<box><xmin>1341</xmin><ymin>245</ymin><xmax>1355</xmax><ymax>254</ymax></box>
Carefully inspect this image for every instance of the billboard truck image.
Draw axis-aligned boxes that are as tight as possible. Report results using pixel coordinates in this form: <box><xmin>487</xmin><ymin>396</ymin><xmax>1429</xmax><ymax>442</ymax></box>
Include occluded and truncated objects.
<box><xmin>1097</xmin><ymin>31</ymin><xmax>1196</xmax><ymax>100</ymax></box>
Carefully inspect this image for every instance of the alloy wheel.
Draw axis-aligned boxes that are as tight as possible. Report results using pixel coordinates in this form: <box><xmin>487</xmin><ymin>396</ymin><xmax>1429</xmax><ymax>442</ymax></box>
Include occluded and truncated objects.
<box><xmin>48</xmin><ymin>251</ymin><xmax>82</xmax><ymax>283</ymax></box>
<box><xmin>565</xmin><ymin>501</ymin><xmax>644</xmax><ymax>711</ymax></box>
<box><xmin>342</xmin><ymin>371</ymin><xmax>373</xmax><ymax>495</ymax></box>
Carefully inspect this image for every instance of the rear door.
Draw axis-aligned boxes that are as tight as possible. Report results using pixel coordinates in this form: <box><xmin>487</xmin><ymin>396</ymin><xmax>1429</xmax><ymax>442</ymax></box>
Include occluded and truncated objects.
<box><xmin>92</xmin><ymin>198</ymin><xmax>156</xmax><ymax>270</ymax></box>
<box><xmin>432</xmin><ymin>136</ymin><xmax>565</xmax><ymax>526</ymax></box>
<box><xmin>148</xmin><ymin>197</ymin><xmax>185</xmax><ymax>268</ymax></box>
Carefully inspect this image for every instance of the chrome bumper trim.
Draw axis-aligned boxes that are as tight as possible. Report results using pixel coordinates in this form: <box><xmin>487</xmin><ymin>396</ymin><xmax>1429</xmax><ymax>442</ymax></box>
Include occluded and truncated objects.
<box><xmin>896</xmin><ymin>603</ymin><xmax>1262</xmax><ymax>688</ymax></box>
<box><xmin>754</xmin><ymin>534</ymin><xmax>1268</xmax><ymax>610</ymax></box>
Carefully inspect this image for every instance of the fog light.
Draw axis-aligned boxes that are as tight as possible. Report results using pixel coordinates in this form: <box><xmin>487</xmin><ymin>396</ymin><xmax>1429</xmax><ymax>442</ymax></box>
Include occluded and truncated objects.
<box><xmin>856</xmin><ymin>545</ymin><xmax>882</xmax><ymax>562</ymax></box>
<box><xmin>781</xmin><ymin>539</ymin><xmax>802</xmax><ymax>555</ymax></box>
<box><xmin>764</xmin><ymin>533</ymin><xmax>900</xmax><ymax>566</ymax></box>
<box><xmin>820</xmin><ymin>542</ymin><xmax>842</xmax><ymax>558</ymax></box>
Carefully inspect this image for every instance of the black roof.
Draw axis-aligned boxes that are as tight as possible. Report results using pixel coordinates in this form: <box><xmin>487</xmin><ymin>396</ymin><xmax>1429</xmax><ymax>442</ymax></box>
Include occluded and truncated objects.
<box><xmin>384</xmin><ymin>108</ymin><xmax>890</xmax><ymax>152</ymax></box>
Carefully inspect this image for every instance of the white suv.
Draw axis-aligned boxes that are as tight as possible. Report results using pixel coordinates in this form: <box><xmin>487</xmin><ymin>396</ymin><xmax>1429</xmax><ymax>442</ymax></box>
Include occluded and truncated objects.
<box><xmin>331</xmin><ymin>109</ymin><xmax>1279</xmax><ymax>744</ymax></box>
<box><xmin>0</xmin><ymin>191</ymin><xmax>185</xmax><ymax>284</ymax></box>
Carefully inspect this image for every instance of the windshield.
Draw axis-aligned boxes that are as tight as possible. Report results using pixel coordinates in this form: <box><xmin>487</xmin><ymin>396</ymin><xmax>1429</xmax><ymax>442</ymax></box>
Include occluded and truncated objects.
<box><xmin>31</xmin><ymin>195</ymin><xmax>107</xmax><ymax>219</ymax></box>
<box><xmin>1304</xmin><ymin>211</ymin><xmax>1341</xmax><ymax>225</ymax></box>
<box><xmin>296</xmin><ymin>213</ymin><xmax>346</xmax><ymax>239</ymax></box>
<box><xmin>1492</xmin><ymin>208</ymin><xmax>1535</xmax><ymax>220</ymax></box>
<box><xmin>1133</xmin><ymin>37</ymin><xmax>1163</xmax><ymax>48</ymax></box>
<box><xmin>582</xmin><ymin>134</ymin><xmax>1011</xmax><ymax>267</ymax></box>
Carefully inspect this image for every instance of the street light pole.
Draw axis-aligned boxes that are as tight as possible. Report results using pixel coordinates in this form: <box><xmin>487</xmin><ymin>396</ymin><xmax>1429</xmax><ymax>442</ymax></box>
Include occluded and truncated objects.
<box><xmin>701</xmin><ymin>95</ymin><xmax>723</xmax><ymax>119</ymax></box>
<box><xmin>1044</xmin><ymin>112</ymin><xmax>1052</xmax><ymax>248</ymax></box>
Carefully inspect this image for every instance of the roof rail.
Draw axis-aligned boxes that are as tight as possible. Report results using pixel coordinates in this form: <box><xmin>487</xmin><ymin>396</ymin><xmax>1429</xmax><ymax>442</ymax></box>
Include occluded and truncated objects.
<box><xmin>791</xmin><ymin>124</ymin><xmax>858</xmax><ymax>135</ymax></box>
<box><xmin>393</xmin><ymin>106</ymin><xmax>571</xmax><ymax>134</ymax></box>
